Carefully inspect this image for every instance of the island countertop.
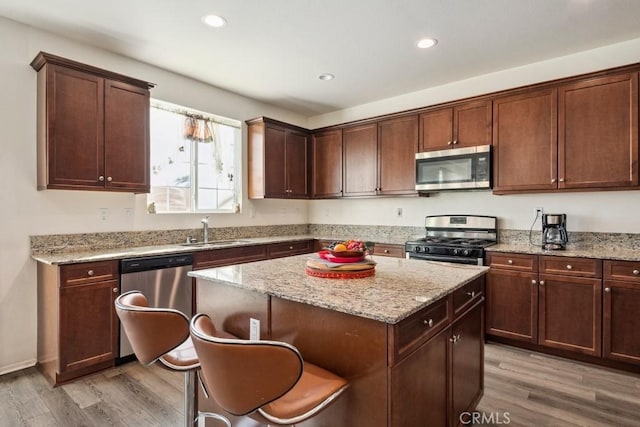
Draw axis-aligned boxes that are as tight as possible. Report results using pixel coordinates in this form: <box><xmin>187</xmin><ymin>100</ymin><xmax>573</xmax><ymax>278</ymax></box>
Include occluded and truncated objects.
<box><xmin>189</xmin><ymin>254</ymin><xmax>488</xmax><ymax>324</ymax></box>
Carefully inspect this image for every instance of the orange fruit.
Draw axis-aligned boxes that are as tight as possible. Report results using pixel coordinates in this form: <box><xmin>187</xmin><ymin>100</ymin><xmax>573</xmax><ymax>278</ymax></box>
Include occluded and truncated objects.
<box><xmin>333</xmin><ymin>243</ymin><xmax>347</xmax><ymax>252</ymax></box>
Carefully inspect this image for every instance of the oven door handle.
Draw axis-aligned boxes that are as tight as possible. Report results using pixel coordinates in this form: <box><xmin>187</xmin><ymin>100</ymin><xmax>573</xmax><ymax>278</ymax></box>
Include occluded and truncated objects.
<box><xmin>408</xmin><ymin>253</ymin><xmax>482</xmax><ymax>265</ymax></box>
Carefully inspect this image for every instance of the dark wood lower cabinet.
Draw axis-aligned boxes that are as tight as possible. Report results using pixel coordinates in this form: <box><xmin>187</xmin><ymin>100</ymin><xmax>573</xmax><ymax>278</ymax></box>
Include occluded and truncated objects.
<box><xmin>603</xmin><ymin>279</ymin><xmax>640</xmax><ymax>364</ymax></box>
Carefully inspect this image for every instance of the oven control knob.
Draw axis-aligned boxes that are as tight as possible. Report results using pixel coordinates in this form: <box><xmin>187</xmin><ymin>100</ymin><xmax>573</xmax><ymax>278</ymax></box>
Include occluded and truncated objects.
<box><xmin>453</xmin><ymin>248</ymin><xmax>460</xmax><ymax>255</ymax></box>
<box><xmin>463</xmin><ymin>249</ymin><xmax>470</xmax><ymax>256</ymax></box>
<box><xmin>422</xmin><ymin>247</ymin><xmax>429</xmax><ymax>253</ymax></box>
<box><xmin>415</xmin><ymin>247</ymin><xmax>422</xmax><ymax>253</ymax></box>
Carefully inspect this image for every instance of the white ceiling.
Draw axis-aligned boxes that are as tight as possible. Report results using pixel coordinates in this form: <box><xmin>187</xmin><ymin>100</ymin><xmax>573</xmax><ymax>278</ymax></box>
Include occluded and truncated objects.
<box><xmin>2</xmin><ymin>0</ymin><xmax>640</xmax><ymax>116</ymax></box>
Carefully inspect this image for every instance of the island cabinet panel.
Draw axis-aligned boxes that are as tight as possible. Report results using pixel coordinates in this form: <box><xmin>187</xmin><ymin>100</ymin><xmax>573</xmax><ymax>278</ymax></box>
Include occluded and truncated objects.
<box><xmin>558</xmin><ymin>72</ymin><xmax>638</xmax><ymax>190</ymax></box>
<box><xmin>267</xmin><ymin>239</ymin><xmax>314</xmax><ymax>258</ymax></box>
<box><xmin>311</xmin><ymin>129</ymin><xmax>343</xmax><ymax>198</ymax></box>
<box><xmin>32</xmin><ymin>52</ymin><xmax>152</xmax><ymax>193</ymax></box>
<box><xmin>603</xmin><ymin>260</ymin><xmax>640</xmax><ymax>365</ymax></box>
<box><xmin>371</xmin><ymin>243</ymin><xmax>405</xmax><ymax>258</ymax></box>
<box><xmin>343</xmin><ymin>122</ymin><xmax>378</xmax><ymax>196</ymax></box>
<box><xmin>247</xmin><ymin>117</ymin><xmax>310</xmax><ymax>199</ymax></box>
<box><xmin>37</xmin><ymin>260</ymin><xmax>119</xmax><ymax>386</ymax></box>
<box><xmin>377</xmin><ymin>115</ymin><xmax>419</xmax><ymax>195</ymax></box>
<box><xmin>492</xmin><ymin>88</ymin><xmax>558</xmax><ymax>193</ymax></box>
<box><xmin>419</xmin><ymin>100</ymin><xmax>491</xmax><ymax>152</ymax></box>
<box><xmin>192</xmin><ymin>244</ymin><xmax>268</xmax><ymax>269</ymax></box>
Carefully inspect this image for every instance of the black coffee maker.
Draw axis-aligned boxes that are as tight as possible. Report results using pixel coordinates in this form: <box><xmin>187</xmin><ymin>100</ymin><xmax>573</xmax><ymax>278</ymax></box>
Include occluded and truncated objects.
<box><xmin>542</xmin><ymin>214</ymin><xmax>568</xmax><ymax>250</ymax></box>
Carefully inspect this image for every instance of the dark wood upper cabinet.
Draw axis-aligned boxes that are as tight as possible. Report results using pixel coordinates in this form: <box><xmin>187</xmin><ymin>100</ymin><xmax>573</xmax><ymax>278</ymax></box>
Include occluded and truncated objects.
<box><xmin>419</xmin><ymin>100</ymin><xmax>491</xmax><ymax>152</ymax></box>
<box><xmin>247</xmin><ymin>117</ymin><xmax>309</xmax><ymax>199</ymax></box>
<box><xmin>343</xmin><ymin>123</ymin><xmax>378</xmax><ymax>197</ymax></box>
<box><xmin>378</xmin><ymin>115</ymin><xmax>418</xmax><ymax>195</ymax></box>
<box><xmin>558</xmin><ymin>72</ymin><xmax>638</xmax><ymax>189</ymax></box>
<box><xmin>493</xmin><ymin>88</ymin><xmax>558</xmax><ymax>193</ymax></box>
<box><xmin>312</xmin><ymin>129</ymin><xmax>343</xmax><ymax>198</ymax></box>
<box><xmin>31</xmin><ymin>52</ymin><xmax>153</xmax><ymax>193</ymax></box>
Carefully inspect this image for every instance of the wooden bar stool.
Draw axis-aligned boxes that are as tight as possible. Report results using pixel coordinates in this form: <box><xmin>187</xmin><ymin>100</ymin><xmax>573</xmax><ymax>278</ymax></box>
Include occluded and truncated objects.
<box><xmin>115</xmin><ymin>290</ymin><xmax>231</xmax><ymax>427</ymax></box>
<box><xmin>190</xmin><ymin>313</ymin><xmax>349</xmax><ymax>426</ymax></box>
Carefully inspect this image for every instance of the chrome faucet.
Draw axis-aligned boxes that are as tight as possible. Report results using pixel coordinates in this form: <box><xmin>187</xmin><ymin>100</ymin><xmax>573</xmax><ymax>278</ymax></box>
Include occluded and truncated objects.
<box><xmin>201</xmin><ymin>216</ymin><xmax>209</xmax><ymax>243</ymax></box>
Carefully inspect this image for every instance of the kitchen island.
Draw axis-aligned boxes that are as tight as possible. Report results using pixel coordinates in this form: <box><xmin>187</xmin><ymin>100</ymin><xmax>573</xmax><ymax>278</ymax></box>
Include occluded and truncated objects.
<box><xmin>190</xmin><ymin>254</ymin><xmax>488</xmax><ymax>427</ymax></box>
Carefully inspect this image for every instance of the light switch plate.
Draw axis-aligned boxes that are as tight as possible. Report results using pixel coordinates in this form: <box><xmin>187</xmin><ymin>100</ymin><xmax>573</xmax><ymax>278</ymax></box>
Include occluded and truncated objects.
<box><xmin>250</xmin><ymin>318</ymin><xmax>260</xmax><ymax>340</ymax></box>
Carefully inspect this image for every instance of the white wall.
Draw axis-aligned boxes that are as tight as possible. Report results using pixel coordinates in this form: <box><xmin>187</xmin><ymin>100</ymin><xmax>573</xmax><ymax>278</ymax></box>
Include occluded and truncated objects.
<box><xmin>2</xmin><ymin>15</ymin><xmax>640</xmax><ymax>374</ymax></box>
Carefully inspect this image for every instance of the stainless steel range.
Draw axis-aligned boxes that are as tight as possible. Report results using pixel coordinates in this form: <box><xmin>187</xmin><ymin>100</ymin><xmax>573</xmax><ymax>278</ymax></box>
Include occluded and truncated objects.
<box><xmin>405</xmin><ymin>215</ymin><xmax>497</xmax><ymax>265</ymax></box>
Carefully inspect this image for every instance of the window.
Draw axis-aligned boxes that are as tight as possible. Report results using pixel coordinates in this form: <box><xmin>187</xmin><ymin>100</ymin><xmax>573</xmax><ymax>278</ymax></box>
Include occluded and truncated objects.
<box><xmin>147</xmin><ymin>100</ymin><xmax>241</xmax><ymax>214</ymax></box>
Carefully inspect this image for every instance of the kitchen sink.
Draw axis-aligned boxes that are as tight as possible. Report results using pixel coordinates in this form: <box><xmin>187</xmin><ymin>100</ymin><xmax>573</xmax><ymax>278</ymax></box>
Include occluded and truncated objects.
<box><xmin>179</xmin><ymin>240</ymin><xmax>249</xmax><ymax>247</ymax></box>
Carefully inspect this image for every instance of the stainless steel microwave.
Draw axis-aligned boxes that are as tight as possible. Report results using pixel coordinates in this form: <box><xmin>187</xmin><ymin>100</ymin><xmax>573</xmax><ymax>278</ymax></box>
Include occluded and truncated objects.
<box><xmin>415</xmin><ymin>145</ymin><xmax>492</xmax><ymax>191</ymax></box>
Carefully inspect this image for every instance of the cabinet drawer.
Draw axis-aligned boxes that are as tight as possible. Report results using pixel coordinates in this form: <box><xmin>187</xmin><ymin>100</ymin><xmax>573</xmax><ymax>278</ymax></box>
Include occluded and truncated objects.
<box><xmin>372</xmin><ymin>244</ymin><xmax>404</xmax><ymax>258</ymax></box>
<box><xmin>392</xmin><ymin>298</ymin><xmax>451</xmax><ymax>363</ymax></box>
<box><xmin>604</xmin><ymin>260</ymin><xmax>640</xmax><ymax>282</ymax></box>
<box><xmin>268</xmin><ymin>240</ymin><xmax>314</xmax><ymax>259</ymax></box>
<box><xmin>60</xmin><ymin>261</ymin><xmax>119</xmax><ymax>287</ymax></box>
<box><xmin>453</xmin><ymin>277</ymin><xmax>484</xmax><ymax>318</ymax></box>
<box><xmin>193</xmin><ymin>245</ymin><xmax>268</xmax><ymax>270</ymax></box>
<box><xmin>486</xmin><ymin>252</ymin><xmax>537</xmax><ymax>272</ymax></box>
<box><xmin>539</xmin><ymin>256</ymin><xmax>602</xmax><ymax>278</ymax></box>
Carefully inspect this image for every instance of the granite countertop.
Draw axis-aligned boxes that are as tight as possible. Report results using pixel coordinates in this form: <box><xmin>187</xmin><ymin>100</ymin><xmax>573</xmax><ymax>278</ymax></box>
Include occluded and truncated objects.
<box><xmin>31</xmin><ymin>235</ymin><xmax>317</xmax><ymax>265</ymax></box>
<box><xmin>487</xmin><ymin>243</ymin><xmax>640</xmax><ymax>261</ymax></box>
<box><xmin>189</xmin><ymin>254</ymin><xmax>488</xmax><ymax>324</ymax></box>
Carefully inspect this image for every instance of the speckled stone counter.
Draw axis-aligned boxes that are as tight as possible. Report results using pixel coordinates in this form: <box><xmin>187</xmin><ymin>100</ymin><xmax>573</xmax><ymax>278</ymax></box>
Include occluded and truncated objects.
<box><xmin>487</xmin><ymin>243</ymin><xmax>640</xmax><ymax>261</ymax></box>
<box><xmin>189</xmin><ymin>254</ymin><xmax>488</xmax><ymax>324</ymax></box>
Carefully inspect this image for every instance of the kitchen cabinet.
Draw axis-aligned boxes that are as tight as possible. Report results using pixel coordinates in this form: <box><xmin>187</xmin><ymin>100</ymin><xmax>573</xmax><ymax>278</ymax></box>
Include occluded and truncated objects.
<box><xmin>371</xmin><ymin>243</ymin><xmax>405</xmax><ymax>258</ymax></box>
<box><xmin>493</xmin><ymin>72</ymin><xmax>638</xmax><ymax>194</ymax></box>
<box><xmin>342</xmin><ymin>122</ymin><xmax>378</xmax><ymax>196</ymax></box>
<box><xmin>31</xmin><ymin>52</ymin><xmax>152</xmax><ymax>193</ymax></box>
<box><xmin>603</xmin><ymin>260</ymin><xmax>640</xmax><ymax>365</ymax></box>
<box><xmin>311</xmin><ymin>129</ymin><xmax>343</xmax><ymax>198</ymax></box>
<box><xmin>377</xmin><ymin>115</ymin><xmax>419</xmax><ymax>195</ymax></box>
<box><xmin>37</xmin><ymin>260</ymin><xmax>119</xmax><ymax>386</ymax></box>
<box><xmin>247</xmin><ymin>117</ymin><xmax>310</xmax><ymax>199</ymax></box>
<box><xmin>268</xmin><ymin>239</ymin><xmax>314</xmax><ymax>258</ymax></box>
<box><xmin>192</xmin><ymin>245</ymin><xmax>269</xmax><ymax>270</ymax></box>
<box><xmin>419</xmin><ymin>100</ymin><xmax>492</xmax><ymax>152</ymax></box>
<box><xmin>486</xmin><ymin>253</ymin><xmax>603</xmax><ymax>357</ymax></box>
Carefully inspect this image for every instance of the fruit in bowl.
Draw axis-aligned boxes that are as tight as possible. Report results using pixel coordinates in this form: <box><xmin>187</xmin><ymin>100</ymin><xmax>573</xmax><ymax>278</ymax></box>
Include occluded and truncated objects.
<box><xmin>325</xmin><ymin>240</ymin><xmax>368</xmax><ymax>257</ymax></box>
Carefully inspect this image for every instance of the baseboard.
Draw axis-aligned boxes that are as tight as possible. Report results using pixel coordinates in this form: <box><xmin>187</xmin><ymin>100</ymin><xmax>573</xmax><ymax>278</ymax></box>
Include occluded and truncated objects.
<box><xmin>0</xmin><ymin>358</ymin><xmax>37</xmax><ymax>376</ymax></box>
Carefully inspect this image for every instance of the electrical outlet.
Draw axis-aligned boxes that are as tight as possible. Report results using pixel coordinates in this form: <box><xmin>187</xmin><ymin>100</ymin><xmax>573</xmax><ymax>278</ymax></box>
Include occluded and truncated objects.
<box><xmin>249</xmin><ymin>318</ymin><xmax>260</xmax><ymax>340</ymax></box>
<box><xmin>535</xmin><ymin>207</ymin><xmax>544</xmax><ymax>216</ymax></box>
<box><xmin>98</xmin><ymin>208</ymin><xmax>109</xmax><ymax>221</ymax></box>
<box><xmin>396</xmin><ymin>207</ymin><xmax>403</xmax><ymax>217</ymax></box>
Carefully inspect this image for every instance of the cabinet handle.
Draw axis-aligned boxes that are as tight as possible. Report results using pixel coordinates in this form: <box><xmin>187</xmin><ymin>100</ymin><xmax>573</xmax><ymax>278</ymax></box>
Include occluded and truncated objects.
<box><xmin>87</xmin><ymin>270</ymin><xmax>94</xmax><ymax>276</ymax></box>
<box><xmin>447</xmin><ymin>140</ymin><xmax>453</xmax><ymax>145</ymax></box>
<box><xmin>384</xmin><ymin>249</ymin><xmax>390</xmax><ymax>253</ymax></box>
<box><xmin>531</xmin><ymin>279</ymin><xmax>537</xmax><ymax>285</ymax></box>
<box><xmin>507</xmin><ymin>259</ymin><xmax>513</xmax><ymax>264</ymax></box>
<box><xmin>113</xmin><ymin>287</ymin><xmax>118</xmax><ymax>293</ymax></box>
<box><xmin>566</xmin><ymin>264</ymin><xmax>573</xmax><ymax>270</ymax></box>
<box><xmin>449</xmin><ymin>335</ymin><xmax>457</xmax><ymax>343</ymax></box>
<box><xmin>289</xmin><ymin>246</ymin><xmax>294</xmax><ymax>250</ymax></box>
<box><xmin>559</xmin><ymin>178</ymin><xmax>565</xmax><ymax>182</ymax></box>
<box><xmin>452</xmin><ymin>140</ymin><xmax>458</xmax><ymax>145</ymax></box>
<box><xmin>466</xmin><ymin>291</ymin><xmax>476</xmax><ymax>298</ymax></box>
<box><xmin>107</xmin><ymin>176</ymin><xmax>113</xmax><ymax>182</ymax></box>
<box><xmin>633</xmin><ymin>270</ymin><xmax>639</xmax><ymax>276</ymax></box>
<box><xmin>551</xmin><ymin>178</ymin><xmax>556</xmax><ymax>183</ymax></box>
<box><xmin>539</xmin><ymin>280</ymin><xmax>545</xmax><ymax>286</ymax></box>
<box><xmin>98</xmin><ymin>176</ymin><xmax>105</xmax><ymax>182</ymax></box>
<box><xmin>604</xmin><ymin>287</ymin><xmax>611</xmax><ymax>293</ymax></box>
<box><xmin>424</xmin><ymin>319</ymin><xmax>434</xmax><ymax>327</ymax></box>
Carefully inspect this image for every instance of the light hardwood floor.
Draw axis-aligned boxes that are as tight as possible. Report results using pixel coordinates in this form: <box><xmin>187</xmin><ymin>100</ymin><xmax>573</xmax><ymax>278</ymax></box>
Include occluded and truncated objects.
<box><xmin>1</xmin><ymin>343</ymin><xmax>639</xmax><ymax>426</ymax></box>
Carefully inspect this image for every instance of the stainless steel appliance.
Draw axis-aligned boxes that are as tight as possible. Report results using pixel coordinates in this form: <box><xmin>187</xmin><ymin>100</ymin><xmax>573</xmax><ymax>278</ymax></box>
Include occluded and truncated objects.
<box><xmin>542</xmin><ymin>213</ymin><xmax>568</xmax><ymax>250</ymax></box>
<box><xmin>405</xmin><ymin>215</ymin><xmax>497</xmax><ymax>265</ymax></box>
<box><xmin>119</xmin><ymin>253</ymin><xmax>194</xmax><ymax>358</ymax></box>
<box><xmin>415</xmin><ymin>145</ymin><xmax>492</xmax><ymax>192</ymax></box>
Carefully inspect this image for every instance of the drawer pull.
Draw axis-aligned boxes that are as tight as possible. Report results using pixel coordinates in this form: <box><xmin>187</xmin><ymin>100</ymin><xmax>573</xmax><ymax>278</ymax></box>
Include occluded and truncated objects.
<box><xmin>466</xmin><ymin>291</ymin><xmax>476</xmax><ymax>298</ymax></box>
<box><xmin>633</xmin><ymin>270</ymin><xmax>639</xmax><ymax>276</ymax></box>
<box><xmin>507</xmin><ymin>259</ymin><xmax>513</xmax><ymax>265</ymax></box>
<box><xmin>449</xmin><ymin>334</ymin><xmax>461</xmax><ymax>344</ymax></box>
<box><xmin>113</xmin><ymin>287</ymin><xmax>118</xmax><ymax>293</ymax></box>
<box><xmin>289</xmin><ymin>246</ymin><xmax>294</xmax><ymax>250</ymax></box>
<box><xmin>531</xmin><ymin>279</ymin><xmax>537</xmax><ymax>285</ymax></box>
<box><xmin>604</xmin><ymin>287</ymin><xmax>611</xmax><ymax>293</ymax></box>
<box><xmin>566</xmin><ymin>264</ymin><xmax>573</xmax><ymax>270</ymax></box>
<box><xmin>87</xmin><ymin>270</ymin><xmax>94</xmax><ymax>276</ymax></box>
<box><xmin>539</xmin><ymin>280</ymin><xmax>545</xmax><ymax>286</ymax></box>
<box><xmin>423</xmin><ymin>318</ymin><xmax>434</xmax><ymax>328</ymax></box>
<box><xmin>384</xmin><ymin>249</ymin><xmax>390</xmax><ymax>253</ymax></box>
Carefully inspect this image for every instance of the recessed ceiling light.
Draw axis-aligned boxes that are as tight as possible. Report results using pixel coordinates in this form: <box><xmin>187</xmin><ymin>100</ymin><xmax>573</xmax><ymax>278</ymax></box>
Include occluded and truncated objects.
<box><xmin>202</xmin><ymin>14</ymin><xmax>227</xmax><ymax>28</ymax></box>
<box><xmin>417</xmin><ymin>38</ymin><xmax>438</xmax><ymax>49</ymax></box>
<box><xmin>318</xmin><ymin>73</ymin><xmax>335</xmax><ymax>81</ymax></box>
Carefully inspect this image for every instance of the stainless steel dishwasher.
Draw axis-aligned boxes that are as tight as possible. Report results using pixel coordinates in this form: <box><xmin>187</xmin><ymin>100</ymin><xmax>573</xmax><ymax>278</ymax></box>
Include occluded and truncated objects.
<box><xmin>119</xmin><ymin>253</ymin><xmax>194</xmax><ymax>358</ymax></box>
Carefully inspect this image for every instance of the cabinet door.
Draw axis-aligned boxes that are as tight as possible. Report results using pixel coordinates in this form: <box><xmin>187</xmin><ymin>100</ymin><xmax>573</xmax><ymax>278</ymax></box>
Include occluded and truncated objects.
<box><xmin>390</xmin><ymin>328</ymin><xmax>448</xmax><ymax>427</ymax></box>
<box><xmin>538</xmin><ymin>274</ymin><xmax>602</xmax><ymax>356</ymax></box>
<box><xmin>492</xmin><ymin>89</ymin><xmax>558</xmax><ymax>193</ymax></box>
<box><xmin>263</xmin><ymin>126</ymin><xmax>287</xmax><ymax>197</ymax></box>
<box><xmin>453</xmin><ymin>100</ymin><xmax>492</xmax><ymax>148</ymax></box>
<box><xmin>46</xmin><ymin>65</ymin><xmax>105</xmax><ymax>189</ymax></box>
<box><xmin>419</xmin><ymin>108</ymin><xmax>453</xmax><ymax>152</ymax></box>
<box><xmin>603</xmin><ymin>280</ymin><xmax>640</xmax><ymax>365</ymax></box>
<box><xmin>343</xmin><ymin>123</ymin><xmax>378</xmax><ymax>196</ymax></box>
<box><xmin>59</xmin><ymin>280</ymin><xmax>118</xmax><ymax>373</ymax></box>
<box><xmin>284</xmin><ymin>130</ymin><xmax>309</xmax><ymax>198</ymax></box>
<box><xmin>558</xmin><ymin>73</ymin><xmax>639</xmax><ymax>189</ymax></box>
<box><xmin>104</xmin><ymin>80</ymin><xmax>150</xmax><ymax>192</ymax></box>
<box><xmin>378</xmin><ymin>115</ymin><xmax>418</xmax><ymax>195</ymax></box>
<box><xmin>451</xmin><ymin>301</ymin><xmax>484</xmax><ymax>425</ymax></box>
<box><xmin>312</xmin><ymin>129</ymin><xmax>343</xmax><ymax>198</ymax></box>
<box><xmin>486</xmin><ymin>269</ymin><xmax>538</xmax><ymax>342</ymax></box>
